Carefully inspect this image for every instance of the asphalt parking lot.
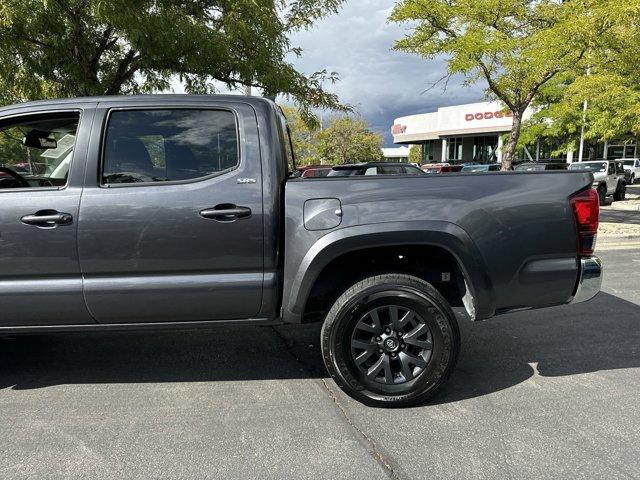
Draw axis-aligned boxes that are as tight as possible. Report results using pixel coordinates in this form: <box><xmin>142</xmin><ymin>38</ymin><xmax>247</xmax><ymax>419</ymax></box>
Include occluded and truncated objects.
<box><xmin>1</xmin><ymin>247</ymin><xmax>639</xmax><ymax>479</ymax></box>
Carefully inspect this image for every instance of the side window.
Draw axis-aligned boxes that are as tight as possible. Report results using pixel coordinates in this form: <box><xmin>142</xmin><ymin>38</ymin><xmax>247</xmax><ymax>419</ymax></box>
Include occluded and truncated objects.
<box><xmin>379</xmin><ymin>165</ymin><xmax>403</xmax><ymax>175</ymax></box>
<box><xmin>403</xmin><ymin>165</ymin><xmax>422</xmax><ymax>175</ymax></box>
<box><xmin>0</xmin><ymin>112</ymin><xmax>80</xmax><ymax>189</ymax></box>
<box><xmin>607</xmin><ymin>163</ymin><xmax>615</xmax><ymax>175</ymax></box>
<box><xmin>364</xmin><ymin>167</ymin><xmax>377</xmax><ymax>175</ymax></box>
<box><xmin>102</xmin><ymin>109</ymin><xmax>238</xmax><ymax>184</ymax></box>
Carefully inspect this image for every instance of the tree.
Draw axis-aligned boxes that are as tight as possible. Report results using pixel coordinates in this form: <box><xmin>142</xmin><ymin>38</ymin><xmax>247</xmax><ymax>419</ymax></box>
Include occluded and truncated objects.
<box><xmin>408</xmin><ymin>144</ymin><xmax>422</xmax><ymax>164</ymax></box>
<box><xmin>0</xmin><ymin>0</ymin><xmax>346</xmax><ymax>120</ymax></box>
<box><xmin>521</xmin><ymin>2</ymin><xmax>640</xmax><ymax>157</ymax></box>
<box><xmin>390</xmin><ymin>0</ymin><xmax>597</xmax><ymax>169</ymax></box>
<box><xmin>315</xmin><ymin>117</ymin><xmax>383</xmax><ymax>165</ymax></box>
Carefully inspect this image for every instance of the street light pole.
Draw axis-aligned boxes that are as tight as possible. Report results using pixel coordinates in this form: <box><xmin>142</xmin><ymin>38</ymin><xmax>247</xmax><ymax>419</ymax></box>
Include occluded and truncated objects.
<box><xmin>578</xmin><ymin>99</ymin><xmax>587</xmax><ymax>162</ymax></box>
<box><xmin>577</xmin><ymin>67</ymin><xmax>590</xmax><ymax>162</ymax></box>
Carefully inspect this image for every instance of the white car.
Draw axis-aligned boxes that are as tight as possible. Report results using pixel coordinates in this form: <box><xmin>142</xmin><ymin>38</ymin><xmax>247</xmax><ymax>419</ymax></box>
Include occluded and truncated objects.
<box><xmin>622</xmin><ymin>159</ymin><xmax>640</xmax><ymax>184</ymax></box>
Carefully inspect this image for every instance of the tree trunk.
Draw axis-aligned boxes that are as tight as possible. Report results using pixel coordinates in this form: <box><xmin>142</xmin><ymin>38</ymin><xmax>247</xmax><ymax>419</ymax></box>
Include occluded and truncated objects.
<box><xmin>501</xmin><ymin>110</ymin><xmax>523</xmax><ymax>170</ymax></box>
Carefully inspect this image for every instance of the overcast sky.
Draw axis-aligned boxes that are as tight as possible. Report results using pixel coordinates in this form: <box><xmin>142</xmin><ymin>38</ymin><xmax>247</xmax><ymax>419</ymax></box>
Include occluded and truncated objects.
<box><xmin>286</xmin><ymin>0</ymin><xmax>486</xmax><ymax>146</ymax></box>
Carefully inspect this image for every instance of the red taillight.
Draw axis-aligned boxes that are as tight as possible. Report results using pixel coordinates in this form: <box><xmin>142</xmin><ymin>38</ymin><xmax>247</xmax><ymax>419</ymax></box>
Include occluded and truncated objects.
<box><xmin>570</xmin><ymin>188</ymin><xmax>599</xmax><ymax>256</ymax></box>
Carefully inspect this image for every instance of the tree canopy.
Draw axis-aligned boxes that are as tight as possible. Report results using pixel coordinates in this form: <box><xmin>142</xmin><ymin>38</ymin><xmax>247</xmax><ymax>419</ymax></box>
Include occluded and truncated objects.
<box><xmin>408</xmin><ymin>144</ymin><xmax>421</xmax><ymax>164</ymax></box>
<box><xmin>315</xmin><ymin>117</ymin><xmax>383</xmax><ymax>165</ymax></box>
<box><xmin>521</xmin><ymin>2</ymin><xmax>640</xmax><ymax>158</ymax></box>
<box><xmin>280</xmin><ymin>109</ymin><xmax>383</xmax><ymax>165</ymax></box>
<box><xmin>0</xmin><ymin>0</ymin><xmax>346</xmax><ymax>120</ymax></box>
<box><xmin>390</xmin><ymin>0</ymin><xmax>601</xmax><ymax>168</ymax></box>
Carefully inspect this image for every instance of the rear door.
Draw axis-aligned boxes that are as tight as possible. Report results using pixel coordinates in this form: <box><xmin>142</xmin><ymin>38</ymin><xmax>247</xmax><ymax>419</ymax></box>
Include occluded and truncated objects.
<box><xmin>78</xmin><ymin>100</ymin><xmax>264</xmax><ymax>323</ymax></box>
<box><xmin>0</xmin><ymin>105</ymin><xmax>95</xmax><ymax>326</ymax></box>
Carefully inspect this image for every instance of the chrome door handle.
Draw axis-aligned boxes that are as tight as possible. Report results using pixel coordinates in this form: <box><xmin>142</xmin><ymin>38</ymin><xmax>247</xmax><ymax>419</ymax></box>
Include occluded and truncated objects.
<box><xmin>199</xmin><ymin>205</ymin><xmax>252</xmax><ymax>221</ymax></box>
<box><xmin>21</xmin><ymin>211</ymin><xmax>73</xmax><ymax>227</ymax></box>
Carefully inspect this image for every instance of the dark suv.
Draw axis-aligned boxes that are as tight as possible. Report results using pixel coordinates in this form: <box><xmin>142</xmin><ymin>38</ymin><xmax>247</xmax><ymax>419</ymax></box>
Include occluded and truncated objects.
<box><xmin>514</xmin><ymin>162</ymin><xmax>568</xmax><ymax>171</ymax></box>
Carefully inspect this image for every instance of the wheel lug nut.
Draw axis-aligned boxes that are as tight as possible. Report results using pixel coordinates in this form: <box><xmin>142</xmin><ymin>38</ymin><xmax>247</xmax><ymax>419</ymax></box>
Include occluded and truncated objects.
<box><xmin>391</xmin><ymin>353</ymin><xmax>397</xmax><ymax>357</ymax></box>
<box><xmin>400</xmin><ymin>343</ymin><xmax>405</xmax><ymax>349</ymax></box>
<box><xmin>398</xmin><ymin>332</ymin><xmax>403</xmax><ymax>337</ymax></box>
<box><xmin>378</xmin><ymin>348</ymin><xmax>384</xmax><ymax>354</ymax></box>
<box><xmin>375</xmin><ymin>336</ymin><xmax>381</xmax><ymax>341</ymax></box>
<box><xmin>385</xmin><ymin>328</ymin><xmax>391</xmax><ymax>334</ymax></box>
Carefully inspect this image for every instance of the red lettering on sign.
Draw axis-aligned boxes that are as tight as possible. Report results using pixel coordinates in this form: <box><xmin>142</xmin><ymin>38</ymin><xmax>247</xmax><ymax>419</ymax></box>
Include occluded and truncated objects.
<box><xmin>464</xmin><ymin>110</ymin><xmax>513</xmax><ymax>121</ymax></box>
<box><xmin>391</xmin><ymin>124</ymin><xmax>407</xmax><ymax>135</ymax></box>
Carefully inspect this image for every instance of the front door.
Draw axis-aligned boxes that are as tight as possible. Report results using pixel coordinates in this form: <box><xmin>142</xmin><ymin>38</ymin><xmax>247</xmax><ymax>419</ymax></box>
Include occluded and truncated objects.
<box><xmin>0</xmin><ymin>107</ymin><xmax>95</xmax><ymax>326</ymax></box>
<box><xmin>78</xmin><ymin>101</ymin><xmax>264</xmax><ymax>323</ymax></box>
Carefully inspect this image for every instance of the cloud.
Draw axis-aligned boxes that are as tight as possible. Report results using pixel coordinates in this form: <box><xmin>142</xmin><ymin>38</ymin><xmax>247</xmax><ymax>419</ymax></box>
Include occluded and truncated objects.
<box><xmin>287</xmin><ymin>0</ymin><xmax>486</xmax><ymax>145</ymax></box>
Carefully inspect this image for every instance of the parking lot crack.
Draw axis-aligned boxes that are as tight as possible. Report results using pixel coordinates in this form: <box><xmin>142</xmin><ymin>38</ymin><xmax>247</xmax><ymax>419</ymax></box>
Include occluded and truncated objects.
<box><xmin>270</xmin><ymin>326</ymin><xmax>404</xmax><ymax>480</ymax></box>
<box><xmin>319</xmin><ymin>377</ymin><xmax>404</xmax><ymax>480</ymax></box>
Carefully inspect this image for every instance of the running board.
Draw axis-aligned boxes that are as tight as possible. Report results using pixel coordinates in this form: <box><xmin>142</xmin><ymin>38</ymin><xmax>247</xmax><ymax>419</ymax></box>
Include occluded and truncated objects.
<box><xmin>0</xmin><ymin>318</ymin><xmax>281</xmax><ymax>335</ymax></box>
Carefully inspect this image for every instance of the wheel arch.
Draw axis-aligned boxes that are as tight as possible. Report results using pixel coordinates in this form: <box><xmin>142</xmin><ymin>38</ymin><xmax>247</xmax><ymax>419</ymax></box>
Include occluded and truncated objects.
<box><xmin>282</xmin><ymin>221</ymin><xmax>495</xmax><ymax>323</ymax></box>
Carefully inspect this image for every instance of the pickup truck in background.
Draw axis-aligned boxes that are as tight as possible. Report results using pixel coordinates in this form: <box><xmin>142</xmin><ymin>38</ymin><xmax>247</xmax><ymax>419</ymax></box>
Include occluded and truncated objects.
<box><xmin>569</xmin><ymin>160</ymin><xmax>627</xmax><ymax>205</ymax></box>
<box><xmin>0</xmin><ymin>95</ymin><xmax>602</xmax><ymax>407</ymax></box>
<box><xmin>621</xmin><ymin>158</ymin><xmax>640</xmax><ymax>185</ymax></box>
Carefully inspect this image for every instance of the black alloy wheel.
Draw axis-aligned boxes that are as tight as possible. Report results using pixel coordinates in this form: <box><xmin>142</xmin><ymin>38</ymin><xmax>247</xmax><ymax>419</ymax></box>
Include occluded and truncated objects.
<box><xmin>350</xmin><ymin>305</ymin><xmax>433</xmax><ymax>385</ymax></box>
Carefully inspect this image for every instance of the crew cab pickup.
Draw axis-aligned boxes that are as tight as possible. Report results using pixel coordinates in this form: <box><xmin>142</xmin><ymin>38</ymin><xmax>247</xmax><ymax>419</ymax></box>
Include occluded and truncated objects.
<box><xmin>0</xmin><ymin>95</ymin><xmax>602</xmax><ymax>407</ymax></box>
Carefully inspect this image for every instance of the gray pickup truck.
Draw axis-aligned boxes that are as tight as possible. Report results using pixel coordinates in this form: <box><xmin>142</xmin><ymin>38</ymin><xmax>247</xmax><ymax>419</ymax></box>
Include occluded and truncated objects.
<box><xmin>0</xmin><ymin>95</ymin><xmax>602</xmax><ymax>406</ymax></box>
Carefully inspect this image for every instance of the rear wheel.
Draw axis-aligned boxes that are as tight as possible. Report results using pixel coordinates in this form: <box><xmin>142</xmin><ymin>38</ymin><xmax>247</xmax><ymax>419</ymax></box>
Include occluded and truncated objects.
<box><xmin>613</xmin><ymin>182</ymin><xmax>626</xmax><ymax>201</ymax></box>
<box><xmin>597</xmin><ymin>186</ymin><xmax>607</xmax><ymax>206</ymax></box>
<box><xmin>320</xmin><ymin>274</ymin><xmax>460</xmax><ymax>407</ymax></box>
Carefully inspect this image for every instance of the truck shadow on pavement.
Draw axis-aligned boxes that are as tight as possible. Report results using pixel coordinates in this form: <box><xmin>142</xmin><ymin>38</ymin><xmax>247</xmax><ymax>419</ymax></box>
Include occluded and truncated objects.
<box><xmin>0</xmin><ymin>292</ymin><xmax>638</xmax><ymax>405</ymax></box>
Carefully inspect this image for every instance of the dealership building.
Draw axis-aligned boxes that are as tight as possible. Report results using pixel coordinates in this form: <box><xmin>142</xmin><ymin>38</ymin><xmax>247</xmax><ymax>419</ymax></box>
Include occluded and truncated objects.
<box><xmin>392</xmin><ymin>100</ymin><xmax>640</xmax><ymax>164</ymax></box>
<box><xmin>391</xmin><ymin>101</ymin><xmax>534</xmax><ymax>164</ymax></box>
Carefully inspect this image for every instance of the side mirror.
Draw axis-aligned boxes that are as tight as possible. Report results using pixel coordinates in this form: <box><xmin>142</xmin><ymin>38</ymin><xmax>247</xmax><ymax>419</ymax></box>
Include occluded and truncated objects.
<box><xmin>23</xmin><ymin>130</ymin><xmax>57</xmax><ymax>149</ymax></box>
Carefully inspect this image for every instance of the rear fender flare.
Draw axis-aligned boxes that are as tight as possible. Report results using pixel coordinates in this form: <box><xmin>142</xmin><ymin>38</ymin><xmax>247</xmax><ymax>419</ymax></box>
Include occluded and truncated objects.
<box><xmin>282</xmin><ymin>221</ymin><xmax>495</xmax><ymax>323</ymax></box>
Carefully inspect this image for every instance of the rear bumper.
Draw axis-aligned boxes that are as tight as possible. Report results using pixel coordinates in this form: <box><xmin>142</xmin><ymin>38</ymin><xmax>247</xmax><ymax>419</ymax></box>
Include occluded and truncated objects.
<box><xmin>568</xmin><ymin>256</ymin><xmax>602</xmax><ymax>304</ymax></box>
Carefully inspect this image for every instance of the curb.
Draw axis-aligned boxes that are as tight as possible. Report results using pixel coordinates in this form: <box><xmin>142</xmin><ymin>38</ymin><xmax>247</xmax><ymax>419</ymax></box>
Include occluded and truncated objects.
<box><xmin>598</xmin><ymin>234</ymin><xmax>640</xmax><ymax>244</ymax></box>
<box><xmin>608</xmin><ymin>204</ymin><xmax>640</xmax><ymax>212</ymax></box>
<box><xmin>597</xmin><ymin>235</ymin><xmax>640</xmax><ymax>250</ymax></box>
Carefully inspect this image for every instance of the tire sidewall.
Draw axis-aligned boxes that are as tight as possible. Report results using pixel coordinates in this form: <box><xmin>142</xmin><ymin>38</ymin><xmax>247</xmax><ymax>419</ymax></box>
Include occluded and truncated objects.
<box><xmin>598</xmin><ymin>186</ymin><xmax>606</xmax><ymax>205</ymax></box>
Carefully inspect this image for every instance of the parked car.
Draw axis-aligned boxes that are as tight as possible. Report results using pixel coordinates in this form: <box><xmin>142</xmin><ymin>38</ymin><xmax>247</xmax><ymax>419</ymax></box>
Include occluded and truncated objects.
<box><xmin>295</xmin><ymin>164</ymin><xmax>327</xmax><ymax>177</ymax></box>
<box><xmin>0</xmin><ymin>95</ymin><xmax>602</xmax><ymax>407</ymax></box>
<box><xmin>421</xmin><ymin>163</ymin><xmax>463</xmax><ymax>174</ymax></box>
<box><xmin>514</xmin><ymin>162</ymin><xmax>568</xmax><ymax>171</ymax></box>
<box><xmin>461</xmin><ymin>163</ymin><xmax>502</xmax><ymax>173</ymax></box>
<box><xmin>301</xmin><ymin>167</ymin><xmax>332</xmax><ymax>178</ymax></box>
<box><xmin>569</xmin><ymin>160</ymin><xmax>627</xmax><ymax>205</ymax></box>
<box><xmin>327</xmin><ymin>162</ymin><xmax>424</xmax><ymax>176</ymax></box>
<box><xmin>621</xmin><ymin>159</ymin><xmax>639</xmax><ymax>185</ymax></box>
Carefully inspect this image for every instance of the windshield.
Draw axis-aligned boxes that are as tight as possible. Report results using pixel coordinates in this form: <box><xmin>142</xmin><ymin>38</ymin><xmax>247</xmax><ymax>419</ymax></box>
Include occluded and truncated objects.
<box><xmin>569</xmin><ymin>162</ymin><xmax>606</xmax><ymax>173</ymax></box>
